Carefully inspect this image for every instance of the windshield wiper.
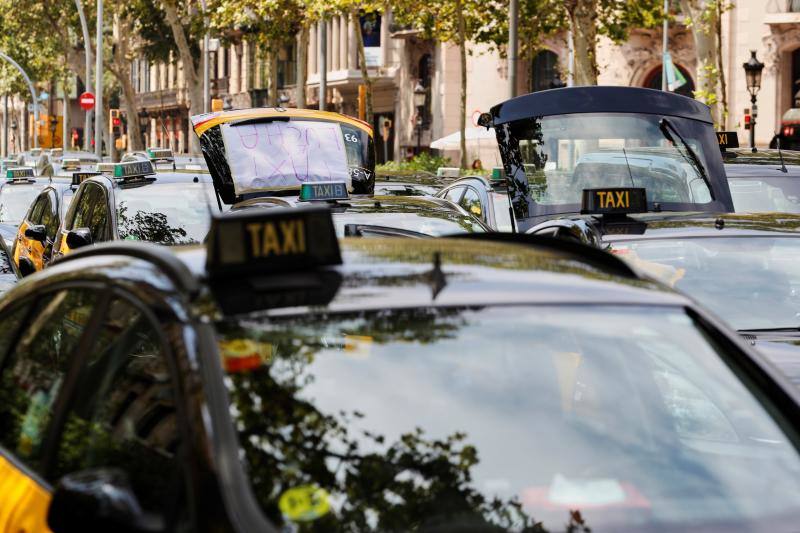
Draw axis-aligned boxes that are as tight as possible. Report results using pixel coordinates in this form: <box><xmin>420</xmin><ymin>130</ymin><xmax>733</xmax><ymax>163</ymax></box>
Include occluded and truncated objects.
<box><xmin>658</xmin><ymin>118</ymin><xmax>715</xmax><ymax>200</ymax></box>
<box><xmin>343</xmin><ymin>224</ymin><xmax>429</xmax><ymax>238</ymax></box>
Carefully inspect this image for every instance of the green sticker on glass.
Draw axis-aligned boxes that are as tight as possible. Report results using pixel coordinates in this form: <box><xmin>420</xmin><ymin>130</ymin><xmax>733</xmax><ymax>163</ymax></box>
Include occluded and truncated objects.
<box><xmin>278</xmin><ymin>485</ymin><xmax>331</xmax><ymax>522</ymax></box>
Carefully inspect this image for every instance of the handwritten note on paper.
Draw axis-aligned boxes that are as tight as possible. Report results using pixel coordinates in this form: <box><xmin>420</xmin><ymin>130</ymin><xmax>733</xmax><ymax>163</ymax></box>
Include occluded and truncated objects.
<box><xmin>221</xmin><ymin>120</ymin><xmax>350</xmax><ymax>194</ymax></box>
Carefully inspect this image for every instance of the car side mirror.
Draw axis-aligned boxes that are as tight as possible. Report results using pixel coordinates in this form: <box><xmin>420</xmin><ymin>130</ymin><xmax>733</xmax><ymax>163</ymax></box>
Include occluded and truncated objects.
<box><xmin>47</xmin><ymin>468</ymin><xmax>164</xmax><ymax>533</ymax></box>
<box><xmin>24</xmin><ymin>224</ymin><xmax>47</xmax><ymax>242</ymax></box>
<box><xmin>66</xmin><ymin>228</ymin><xmax>92</xmax><ymax>250</ymax></box>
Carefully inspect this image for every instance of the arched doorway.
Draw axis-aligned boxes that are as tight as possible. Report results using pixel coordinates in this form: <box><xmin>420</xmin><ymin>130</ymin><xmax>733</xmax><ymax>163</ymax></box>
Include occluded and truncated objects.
<box><xmin>530</xmin><ymin>50</ymin><xmax>563</xmax><ymax>93</ymax></box>
<box><xmin>643</xmin><ymin>64</ymin><xmax>696</xmax><ymax>98</ymax></box>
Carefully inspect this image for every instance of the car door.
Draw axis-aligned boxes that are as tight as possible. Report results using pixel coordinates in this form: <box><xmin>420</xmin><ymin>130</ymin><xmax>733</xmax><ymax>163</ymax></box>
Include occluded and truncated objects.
<box><xmin>14</xmin><ymin>194</ymin><xmax>45</xmax><ymax>271</ymax></box>
<box><xmin>0</xmin><ymin>287</ymin><xmax>101</xmax><ymax>533</ymax></box>
<box><xmin>55</xmin><ymin>182</ymin><xmax>110</xmax><ymax>258</ymax></box>
<box><xmin>458</xmin><ymin>185</ymin><xmax>490</xmax><ymax>226</ymax></box>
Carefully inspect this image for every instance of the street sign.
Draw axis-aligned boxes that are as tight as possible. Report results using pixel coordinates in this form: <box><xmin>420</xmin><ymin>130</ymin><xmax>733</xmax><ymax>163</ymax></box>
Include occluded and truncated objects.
<box><xmin>79</xmin><ymin>92</ymin><xmax>95</xmax><ymax>111</ymax></box>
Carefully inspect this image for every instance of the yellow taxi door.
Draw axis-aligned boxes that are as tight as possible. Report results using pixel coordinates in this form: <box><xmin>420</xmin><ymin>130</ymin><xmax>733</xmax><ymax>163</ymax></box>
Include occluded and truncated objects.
<box><xmin>0</xmin><ymin>453</ymin><xmax>51</xmax><ymax>533</ymax></box>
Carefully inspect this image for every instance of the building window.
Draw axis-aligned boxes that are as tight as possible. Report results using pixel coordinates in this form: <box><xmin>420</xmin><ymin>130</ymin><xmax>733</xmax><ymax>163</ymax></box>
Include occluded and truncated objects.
<box><xmin>418</xmin><ymin>53</ymin><xmax>432</xmax><ymax>125</ymax></box>
<box><xmin>278</xmin><ymin>43</ymin><xmax>296</xmax><ymax>88</ymax></box>
<box><xmin>643</xmin><ymin>64</ymin><xmax>695</xmax><ymax>99</ymax></box>
<box><xmin>530</xmin><ymin>50</ymin><xmax>561</xmax><ymax>93</ymax></box>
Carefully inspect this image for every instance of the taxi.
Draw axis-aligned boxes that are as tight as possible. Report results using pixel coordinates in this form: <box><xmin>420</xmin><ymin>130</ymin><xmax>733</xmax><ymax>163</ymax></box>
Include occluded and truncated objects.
<box><xmin>12</xmin><ymin>177</ymin><xmax>77</xmax><ymax>275</ymax></box>
<box><xmin>1</xmin><ymin>207</ymin><xmax>800</xmax><ymax>532</ymax></box>
<box><xmin>192</xmin><ymin>107</ymin><xmax>487</xmax><ymax>236</ymax></box>
<box><xmin>435</xmin><ymin>173</ymin><xmax>516</xmax><ymax>232</ymax></box>
<box><xmin>50</xmin><ymin>159</ymin><xmax>219</xmax><ymax>261</ymax></box>
<box><xmin>0</xmin><ymin>167</ymin><xmax>68</xmax><ymax>245</ymax></box>
<box><xmin>481</xmin><ymin>86</ymin><xmax>735</xmax><ymax>231</ymax></box>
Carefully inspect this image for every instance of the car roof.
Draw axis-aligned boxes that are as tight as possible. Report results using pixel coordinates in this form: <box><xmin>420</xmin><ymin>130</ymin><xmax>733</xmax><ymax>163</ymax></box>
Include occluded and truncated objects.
<box><xmin>488</xmin><ymin>86</ymin><xmax>713</xmax><ymax>125</ymax></box>
<box><xmin>35</xmin><ymin>235</ymin><xmax>688</xmax><ymax>317</ymax></box>
<box><xmin>723</xmin><ymin>148</ymin><xmax>800</xmax><ymax>167</ymax></box>
<box><xmin>601</xmin><ymin>212</ymin><xmax>800</xmax><ymax>241</ymax></box>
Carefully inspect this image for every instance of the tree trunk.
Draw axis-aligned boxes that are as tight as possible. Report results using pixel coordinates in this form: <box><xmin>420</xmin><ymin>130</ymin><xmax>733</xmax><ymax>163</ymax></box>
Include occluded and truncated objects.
<box><xmin>457</xmin><ymin>4</ymin><xmax>468</xmax><ymax>169</ymax></box>
<box><xmin>268</xmin><ymin>48</ymin><xmax>279</xmax><ymax>107</ymax></box>
<box><xmin>296</xmin><ymin>24</ymin><xmax>308</xmax><ymax>109</ymax></box>
<box><xmin>109</xmin><ymin>17</ymin><xmax>144</xmax><ymax>151</ymax></box>
<box><xmin>566</xmin><ymin>0</ymin><xmax>598</xmax><ymax>85</ymax></box>
<box><xmin>715</xmin><ymin>0</ymin><xmax>728</xmax><ymax>127</ymax></box>
<box><xmin>353</xmin><ymin>10</ymin><xmax>374</xmax><ymax>125</ymax></box>
<box><xmin>680</xmin><ymin>0</ymin><xmax>720</xmax><ymax>124</ymax></box>
<box><xmin>162</xmin><ymin>0</ymin><xmax>201</xmax><ymax>153</ymax></box>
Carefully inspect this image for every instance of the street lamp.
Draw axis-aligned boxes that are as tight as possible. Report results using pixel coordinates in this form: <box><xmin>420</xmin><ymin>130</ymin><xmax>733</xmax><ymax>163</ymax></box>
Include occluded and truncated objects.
<box><xmin>413</xmin><ymin>81</ymin><xmax>426</xmax><ymax>154</ymax></box>
<box><xmin>743</xmin><ymin>50</ymin><xmax>764</xmax><ymax>152</ymax></box>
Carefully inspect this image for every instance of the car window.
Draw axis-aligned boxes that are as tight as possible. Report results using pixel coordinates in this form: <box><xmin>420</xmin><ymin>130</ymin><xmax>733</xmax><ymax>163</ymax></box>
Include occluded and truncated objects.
<box><xmin>459</xmin><ymin>186</ymin><xmax>485</xmax><ymax>220</ymax></box>
<box><xmin>39</xmin><ymin>195</ymin><xmax>56</xmax><ymax>241</ymax></box>
<box><xmin>72</xmin><ymin>183</ymin><xmax>108</xmax><ymax>243</ymax></box>
<box><xmin>52</xmin><ymin>296</ymin><xmax>184</xmax><ymax>519</ymax></box>
<box><xmin>444</xmin><ymin>186</ymin><xmax>464</xmax><ymax>203</ymax></box>
<box><xmin>28</xmin><ymin>196</ymin><xmax>45</xmax><ymax>224</ymax></box>
<box><xmin>70</xmin><ymin>186</ymin><xmax>96</xmax><ymax>230</ymax></box>
<box><xmin>0</xmin><ymin>289</ymin><xmax>98</xmax><ymax>472</ymax></box>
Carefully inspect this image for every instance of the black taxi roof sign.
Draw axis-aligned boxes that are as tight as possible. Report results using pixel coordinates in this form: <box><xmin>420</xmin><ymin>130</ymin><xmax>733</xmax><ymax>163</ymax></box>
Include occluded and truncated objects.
<box><xmin>72</xmin><ymin>171</ymin><xmax>101</xmax><ymax>186</ymax></box>
<box><xmin>299</xmin><ymin>182</ymin><xmax>349</xmax><ymax>202</ymax></box>
<box><xmin>717</xmin><ymin>131</ymin><xmax>739</xmax><ymax>150</ymax></box>
<box><xmin>6</xmin><ymin>167</ymin><xmax>34</xmax><ymax>181</ymax></box>
<box><xmin>206</xmin><ymin>205</ymin><xmax>341</xmax><ymax>278</ymax></box>
<box><xmin>113</xmin><ymin>160</ymin><xmax>155</xmax><ymax>179</ymax></box>
<box><xmin>581</xmin><ymin>187</ymin><xmax>647</xmax><ymax>215</ymax></box>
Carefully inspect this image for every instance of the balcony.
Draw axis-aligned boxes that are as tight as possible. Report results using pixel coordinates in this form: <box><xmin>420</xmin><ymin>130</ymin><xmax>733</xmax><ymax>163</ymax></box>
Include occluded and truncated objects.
<box><xmin>765</xmin><ymin>0</ymin><xmax>800</xmax><ymax>24</ymax></box>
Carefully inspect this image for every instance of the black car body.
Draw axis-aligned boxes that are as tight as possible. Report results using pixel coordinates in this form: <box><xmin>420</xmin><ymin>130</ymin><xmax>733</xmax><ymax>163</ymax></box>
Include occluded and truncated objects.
<box><xmin>483</xmin><ymin>86</ymin><xmax>735</xmax><ymax>231</ymax></box>
<box><xmin>723</xmin><ymin>148</ymin><xmax>800</xmax><ymax>214</ymax></box>
<box><xmin>2</xmin><ymin>207</ymin><xmax>800</xmax><ymax>533</ymax></box>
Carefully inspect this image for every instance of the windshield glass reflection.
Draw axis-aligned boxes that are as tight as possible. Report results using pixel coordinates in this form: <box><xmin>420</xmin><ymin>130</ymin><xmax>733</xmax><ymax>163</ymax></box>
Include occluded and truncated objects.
<box><xmin>0</xmin><ymin>185</ymin><xmax>40</xmax><ymax>224</ymax></box>
<box><xmin>613</xmin><ymin>237</ymin><xmax>800</xmax><ymax>329</ymax></box>
<box><xmin>217</xmin><ymin>305</ymin><xmax>800</xmax><ymax>532</ymax></box>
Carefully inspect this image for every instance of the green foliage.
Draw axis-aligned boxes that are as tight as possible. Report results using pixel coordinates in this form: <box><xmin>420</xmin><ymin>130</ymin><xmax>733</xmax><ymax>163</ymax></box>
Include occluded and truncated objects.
<box><xmin>377</xmin><ymin>152</ymin><xmax>453</xmax><ymax>175</ymax></box>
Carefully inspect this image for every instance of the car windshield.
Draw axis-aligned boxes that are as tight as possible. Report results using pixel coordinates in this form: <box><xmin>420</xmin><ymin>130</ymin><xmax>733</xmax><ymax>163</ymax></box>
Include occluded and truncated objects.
<box><xmin>505</xmin><ymin>113</ymin><xmax>716</xmax><ymax>218</ymax></box>
<box><xmin>116</xmin><ymin>181</ymin><xmax>216</xmax><ymax>245</ymax></box>
<box><xmin>728</xmin><ymin>177</ymin><xmax>800</xmax><ymax>214</ymax></box>
<box><xmin>333</xmin><ymin>210</ymin><xmax>487</xmax><ymax>236</ymax></box>
<box><xmin>0</xmin><ymin>184</ymin><xmax>41</xmax><ymax>224</ymax></box>
<box><xmin>612</xmin><ymin>237</ymin><xmax>800</xmax><ymax>330</ymax></box>
<box><xmin>216</xmin><ymin>305</ymin><xmax>800</xmax><ymax>532</ymax></box>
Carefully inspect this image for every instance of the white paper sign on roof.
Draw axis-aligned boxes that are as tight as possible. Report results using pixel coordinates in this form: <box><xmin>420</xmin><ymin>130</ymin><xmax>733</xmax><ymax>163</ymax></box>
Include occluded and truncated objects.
<box><xmin>221</xmin><ymin>120</ymin><xmax>350</xmax><ymax>194</ymax></box>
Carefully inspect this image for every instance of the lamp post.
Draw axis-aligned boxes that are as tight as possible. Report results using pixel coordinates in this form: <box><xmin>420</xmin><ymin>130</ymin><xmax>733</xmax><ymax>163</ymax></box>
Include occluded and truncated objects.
<box><xmin>743</xmin><ymin>50</ymin><xmax>764</xmax><ymax>152</ymax></box>
<box><xmin>413</xmin><ymin>81</ymin><xmax>426</xmax><ymax>155</ymax></box>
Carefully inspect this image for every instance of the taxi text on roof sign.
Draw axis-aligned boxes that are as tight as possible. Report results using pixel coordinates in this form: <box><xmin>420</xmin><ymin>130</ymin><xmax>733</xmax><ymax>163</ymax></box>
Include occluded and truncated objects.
<box><xmin>146</xmin><ymin>147</ymin><xmax>174</xmax><ymax>160</ymax></box>
<box><xmin>6</xmin><ymin>167</ymin><xmax>34</xmax><ymax>180</ymax></box>
<box><xmin>581</xmin><ymin>187</ymin><xmax>647</xmax><ymax>215</ymax></box>
<box><xmin>61</xmin><ymin>158</ymin><xmax>81</xmax><ymax>170</ymax></box>
<box><xmin>299</xmin><ymin>182</ymin><xmax>349</xmax><ymax>202</ymax></box>
<box><xmin>113</xmin><ymin>160</ymin><xmax>155</xmax><ymax>179</ymax></box>
<box><xmin>72</xmin><ymin>171</ymin><xmax>101</xmax><ymax>186</ymax></box>
<box><xmin>206</xmin><ymin>205</ymin><xmax>341</xmax><ymax>277</ymax></box>
<box><xmin>717</xmin><ymin>131</ymin><xmax>739</xmax><ymax>150</ymax></box>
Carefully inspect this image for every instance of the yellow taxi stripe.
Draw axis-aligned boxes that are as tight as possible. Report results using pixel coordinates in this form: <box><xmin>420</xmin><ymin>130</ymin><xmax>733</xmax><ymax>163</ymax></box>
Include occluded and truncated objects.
<box><xmin>0</xmin><ymin>454</ymin><xmax>52</xmax><ymax>532</ymax></box>
<box><xmin>194</xmin><ymin>108</ymin><xmax>373</xmax><ymax>137</ymax></box>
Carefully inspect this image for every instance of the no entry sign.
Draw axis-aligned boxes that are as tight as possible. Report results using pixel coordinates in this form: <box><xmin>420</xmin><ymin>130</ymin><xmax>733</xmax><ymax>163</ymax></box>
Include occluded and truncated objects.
<box><xmin>79</xmin><ymin>92</ymin><xmax>95</xmax><ymax>111</ymax></box>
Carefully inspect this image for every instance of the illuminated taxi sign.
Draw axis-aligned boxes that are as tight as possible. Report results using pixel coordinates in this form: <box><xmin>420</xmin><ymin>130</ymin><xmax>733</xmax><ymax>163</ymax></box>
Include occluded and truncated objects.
<box><xmin>48</xmin><ymin>148</ymin><xmax>63</xmax><ymax>157</ymax></box>
<box><xmin>61</xmin><ymin>158</ymin><xmax>81</xmax><ymax>170</ymax></box>
<box><xmin>113</xmin><ymin>160</ymin><xmax>155</xmax><ymax>179</ymax></box>
<box><xmin>146</xmin><ymin>147</ymin><xmax>174</xmax><ymax>161</ymax></box>
<box><xmin>717</xmin><ymin>131</ymin><xmax>739</xmax><ymax>150</ymax></box>
<box><xmin>6</xmin><ymin>167</ymin><xmax>34</xmax><ymax>181</ymax></box>
<box><xmin>71</xmin><ymin>171</ymin><xmax>101</xmax><ymax>186</ymax></box>
<box><xmin>206</xmin><ymin>205</ymin><xmax>340</xmax><ymax>277</ymax></box>
<box><xmin>96</xmin><ymin>162</ymin><xmax>115</xmax><ymax>174</ymax></box>
<box><xmin>581</xmin><ymin>187</ymin><xmax>647</xmax><ymax>215</ymax></box>
<box><xmin>299</xmin><ymin>182</ymin><xmax>349</xmax><ymax>202</ymax></box>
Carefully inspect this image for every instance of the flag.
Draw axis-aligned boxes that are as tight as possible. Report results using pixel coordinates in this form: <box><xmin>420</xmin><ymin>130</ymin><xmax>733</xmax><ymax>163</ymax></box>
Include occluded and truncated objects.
<box><xmin>664</xmin><ymin>52</ymin><xmax>687</xmax><ymax>92</ymax></box>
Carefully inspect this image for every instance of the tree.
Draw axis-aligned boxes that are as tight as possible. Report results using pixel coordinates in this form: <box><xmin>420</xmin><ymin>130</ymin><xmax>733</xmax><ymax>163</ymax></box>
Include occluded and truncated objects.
<box><xmin>393</xmin><ymin>0</ymin><xmax>499</xmax><ymax>169</ymax></box>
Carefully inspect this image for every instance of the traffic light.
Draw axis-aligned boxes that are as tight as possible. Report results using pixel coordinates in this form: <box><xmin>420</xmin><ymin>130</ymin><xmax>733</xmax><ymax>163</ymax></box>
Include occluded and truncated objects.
<box><xmin>109</xmin><ymin>108</ymin><xmax>122</xmax><ymax>138</ymax></box>
<box><xmin>744</xmin><ymin>108</ymin><xmax>751</xmax><ymax>130</ymax></box>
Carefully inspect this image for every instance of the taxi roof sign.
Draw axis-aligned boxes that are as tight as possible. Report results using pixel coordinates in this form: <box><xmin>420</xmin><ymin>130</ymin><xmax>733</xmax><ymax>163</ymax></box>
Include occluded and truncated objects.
<box><xmin>146</xmin><ymin>147</ymin><xmax>174</xmax><ymax>161</ymax></box>
<box><xmin>206</xmin><ymin>205</ymin><xmax>341</xmax><ymax>278</ymax></box>
<box><xmin>96</xmin><ymin>162</ymin><xmax>115</xmax><ymax>174</ymax></box>
<box><xmin>581</xmin><ymin>187</ymin><xmax>647</xmax><ymax>215</ymax></box>
<box><xmin>113</xmin><ymin>160</ymin><xmax>155</xmax><ymax>179</ymax></box>
<box><xmin>299</xmin><ymin>182</ymin><xmax>349</xmax><ymax>202</ymax></box>
<box><xmin>6</xmin><ymin>167</ymin><xmax>34</xmax><ymax>180</ymax></box>
<box><xmin>62</xmin><ymin>158</ymin><xmax>81</xmax><ymax>170</ymax></box>
<box><xmin>72</xmin><ymin>171</ymin><xmax>101</xmax><ymax>186</ymax></box>
<box><xmin>717</xmin><ymin>131</ymin><xmax>739</xmax><ymax>150</ymax></box>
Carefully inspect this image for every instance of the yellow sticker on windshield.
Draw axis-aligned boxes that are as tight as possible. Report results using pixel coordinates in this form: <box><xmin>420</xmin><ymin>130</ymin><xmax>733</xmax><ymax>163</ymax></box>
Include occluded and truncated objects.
<box><xmin>278</xmin><ymin>485</ymin><xmax>331</xmax><ymax>522</ymax></box>
<box><xmin>219</xmin><ymin>338</ymin><xmax>272</xmax><ymax>372</ymax></box>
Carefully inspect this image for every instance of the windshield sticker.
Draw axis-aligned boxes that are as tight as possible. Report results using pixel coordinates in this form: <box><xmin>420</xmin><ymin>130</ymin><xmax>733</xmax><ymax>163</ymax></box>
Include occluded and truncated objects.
<box><xmin>221</xmin><ymin>120</ymin><xmax>350</xmax><ymax>194</ymax></box>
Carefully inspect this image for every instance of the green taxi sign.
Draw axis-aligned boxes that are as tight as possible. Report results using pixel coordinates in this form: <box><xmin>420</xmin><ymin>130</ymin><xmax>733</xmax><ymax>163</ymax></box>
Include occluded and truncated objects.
<box><xmin>6</xmin><ymin>167</ymin><xmax>34</xmax><ymax>181</ymax></box>
<box><xmin>581</xmin><ymin>187</ymin><xmax>647</xmax><ymax>215</ymax></box>
<box><xmin>299</xmin><ymin>182</ymin><xmax>349</xmax><ymax>202</ymax></box>
<box><xmin>146</xmin><ymin>147</ymin><xmax>174</xmax><ymax>161</ymax></box>
<box><xmin>206</xmin><ymin>205</ymin><xmax>340</xmax><ymax>278</ymax></box>
<box><xmin>113</xmin><ymin>160</ymin><xmax>155</xmax><ymax>179</ymax></box>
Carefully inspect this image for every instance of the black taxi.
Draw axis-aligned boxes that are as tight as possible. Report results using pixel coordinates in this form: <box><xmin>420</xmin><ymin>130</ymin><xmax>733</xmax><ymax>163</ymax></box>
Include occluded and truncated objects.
<box><xmin>2</xmin><ymin>207</ymin><xmax>800</xmax><ymax>532</ymax></box>
<box><xmin>193</xmin><ymin>108</ymin><xmax>487</xmax><ymax>236</ymax></box>
<box><xmin>481</xmin><ymin>86</ymin><xmax>735</xmax><ymax>231</ymax></box>
<box><xmin>50</xmin><ymin>159</ymin><xmax>219</xmax><ymax>261</ymax></box>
